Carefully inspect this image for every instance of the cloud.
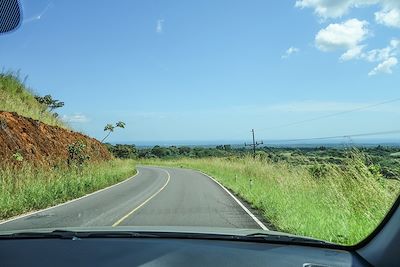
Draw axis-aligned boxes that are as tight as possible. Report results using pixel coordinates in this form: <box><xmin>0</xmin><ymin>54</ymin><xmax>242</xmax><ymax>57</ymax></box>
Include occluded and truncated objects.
<box><xmin>368</xmin><ymin>57</ymin><xmax>398</xmax><ymax>75</ymax></box>
<box><xmin>375</xmin><ymin>8</ymin><xmax>400</xmax><ymax>27</ymax></box>
<box><xmin>364</xmin><ymin>39</ymin><xmax>399</xmax><ymax>62</ymax></box>
<box><xmin>340</xmin><ymin>45</ymin><xmax>365</xmax><ymax>60</ymax></box>
<box><xmin>359</xmin><ymin>39</ymin><xmax>398</xmax><ymax>75</ymax></box>
<box><xmin>295</xmin><ymin>0</ymin><xmax>400</xmax><ymax>27</ymax></box>
<box><xmin>340</xmin><ymin>38</ymin><xmax>399</xmax><ymax>63</ymax></box>
<box><xmin>314</xmin><ymin>17</ymin><xmax>398</xmax><ymax>75</ymax></box>
<box><xmin>281</xmin><ymin>47</ymin><xmax>300</xmax><ymax>58</ymax></box>
<box><xmin>62</xmin><ymin>114</ymin><xmax>89</xmax><ymax>123</ymax></box>
<box><xmin>315</xmin><ymin>19</ymin><xmax>369</xmax><ymax>53</ymax></box>
<box><xmin>156</xmin><ymin>19</ymin><xmax>164</xmax><ymax>33</ymax></box>
<box><xmin>295</xmin><ymin>0</ymin><xmax>378</xmax><ymax>19</ymax></box>
<box><xmin>297</xmin><ymin>1</ymin><xmax>400</xmax><ymax>75</ymax></box>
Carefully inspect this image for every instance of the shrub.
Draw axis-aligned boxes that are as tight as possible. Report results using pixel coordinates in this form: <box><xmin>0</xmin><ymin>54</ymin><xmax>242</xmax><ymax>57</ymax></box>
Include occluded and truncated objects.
<box><xmin>67</xmin><ymin>140</ymin><xmax>90</xmax><ymax>169</ymax></box>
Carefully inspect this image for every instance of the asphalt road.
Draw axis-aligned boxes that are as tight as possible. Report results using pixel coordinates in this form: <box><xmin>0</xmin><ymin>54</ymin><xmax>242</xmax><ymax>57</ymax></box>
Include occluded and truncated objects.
<box><xmin>0</xmin><ymin>166</ymin><xmax>263</xmax><ymax>231</ymax></box>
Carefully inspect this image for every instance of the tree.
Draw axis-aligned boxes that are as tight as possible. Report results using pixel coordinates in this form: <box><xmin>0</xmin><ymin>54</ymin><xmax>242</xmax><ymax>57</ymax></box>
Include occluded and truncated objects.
<box><xmin>151</xmin><ymin>145</ymin><xmax>170</xmax><ymax>158</ymax></box>
<box><xmin>108</xmin><ymin>144</ymin><xmax>137</xmax><ymax>159</ymax></box>
<box><xmin>101</xmin><ymin>121</ymin><xmax>126</xmax><ymax>143</ymax></box>
<box><xmin>116</xmin><ymin>121</ymin><xmax>126</xmax><ymax>128</ymax></box>
<box><xmin>178</xmin><ymin>146</ymin><xmax>191</xmax><ymax>155</ymax></box>
<box><xmin>35</xmin><ymin>94</ymin><xmax>64</xmax><ymax>112</ymax></box>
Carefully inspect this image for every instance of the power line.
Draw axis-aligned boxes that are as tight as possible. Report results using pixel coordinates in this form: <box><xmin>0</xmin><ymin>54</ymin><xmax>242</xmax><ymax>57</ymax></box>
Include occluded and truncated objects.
<box><xmin>257</xmin><ymin>97</ymin><xmax>400</xmax><ymax>132</ymax></box>
<box><xmin>265</xmin><ymin>129</ymin><xmax>400</xmax><ymax>144</ymax></box>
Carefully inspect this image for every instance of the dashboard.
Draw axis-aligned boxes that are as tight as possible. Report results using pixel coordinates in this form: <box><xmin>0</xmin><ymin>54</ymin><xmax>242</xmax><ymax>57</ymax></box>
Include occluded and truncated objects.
<box><xmin>0</xmin><ymin>238</ymin><xmax>368</xmax><ymax>266</ymax></box>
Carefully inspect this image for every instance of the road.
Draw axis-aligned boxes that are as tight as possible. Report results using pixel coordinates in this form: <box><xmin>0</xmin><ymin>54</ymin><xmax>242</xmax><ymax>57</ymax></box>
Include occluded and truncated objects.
<box><xmin>0</xmin><ymin>166</ymin><xmax>264</xmax><ymax>231</ymax></box>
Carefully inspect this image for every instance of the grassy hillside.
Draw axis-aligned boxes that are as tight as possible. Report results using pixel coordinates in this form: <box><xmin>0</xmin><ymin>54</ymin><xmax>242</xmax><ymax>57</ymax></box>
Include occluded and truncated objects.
<box><xmin>142</xmin><ymin>152</ymin><xmax>400</xmax><ymax>245</ymax></box>
<box><xmin>0</xmin><ymin>72</ymin><xmax>66</xmax><ymax>128</ymax></box>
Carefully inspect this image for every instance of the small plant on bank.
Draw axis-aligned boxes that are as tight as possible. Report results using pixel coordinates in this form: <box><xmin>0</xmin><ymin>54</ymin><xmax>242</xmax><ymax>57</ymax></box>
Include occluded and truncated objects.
<box><xmin>11</xmin><ymin>152</ymin><xmax>24</xmax><ymax>162</ymax></box>
<box><xmin>67</xmin><ymin>140</ymin><xmax>90</xmax><ymax>170</ymax></box>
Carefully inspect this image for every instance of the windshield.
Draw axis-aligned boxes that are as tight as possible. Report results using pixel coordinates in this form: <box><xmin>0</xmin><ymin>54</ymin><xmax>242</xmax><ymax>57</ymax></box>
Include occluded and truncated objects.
<box><xmin>0</xmin><ymin>0</ymin><xmax>399</xmax><ymax>246</ymax></box>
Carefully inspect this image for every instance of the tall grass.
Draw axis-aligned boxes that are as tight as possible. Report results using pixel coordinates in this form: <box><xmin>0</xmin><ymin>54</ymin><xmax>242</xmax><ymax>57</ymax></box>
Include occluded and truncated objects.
<box><xmin>0</xmin><ymin>72</ymin><xmax>66</xmax><ymax>128</ymax></box>
<box><xmin>142</xmin><ymin>152</ymin><xmax>400</xmax><ymax>245</ymax></box>
<box><xmin>0</xmin><ymin>159</ymin><xmax>136</xmax><ymax>220</ymax></box>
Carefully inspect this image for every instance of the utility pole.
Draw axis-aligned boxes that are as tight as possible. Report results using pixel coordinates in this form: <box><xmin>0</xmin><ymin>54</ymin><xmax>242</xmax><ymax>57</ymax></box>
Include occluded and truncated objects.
<box><xmin>245</xmin><ymin>129</ymin><xmax>263</xmax><ymax>159</ymax></box>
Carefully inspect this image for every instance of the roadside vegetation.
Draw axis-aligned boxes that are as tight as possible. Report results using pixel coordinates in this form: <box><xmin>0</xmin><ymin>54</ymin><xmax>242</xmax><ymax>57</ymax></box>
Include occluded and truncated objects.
<box><xmin>0</xmin><ymin>72</ymin><xmax>66</xmax><ymax>128</ymax></box>
<box><xmin>0</xmin><ymin>71</ymin><xmax>136</xmax><ymax>221</ymax></box>
<box><xmin>0</xmin><ymin>159</ymin><xmax>136</xmax><ymax>220</ymax></box>
<box><xmin>140</xmin><ymin>150</ymin><xmax>400</xmax><ymax>245</ymax></box>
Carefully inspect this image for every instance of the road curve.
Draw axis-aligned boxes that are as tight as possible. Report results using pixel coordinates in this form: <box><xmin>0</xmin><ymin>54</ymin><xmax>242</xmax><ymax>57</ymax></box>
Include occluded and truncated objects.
<box><xmin>0</xmin><ymin>166</ymin><xmax>261</xmax><ymax>231</ymax></box>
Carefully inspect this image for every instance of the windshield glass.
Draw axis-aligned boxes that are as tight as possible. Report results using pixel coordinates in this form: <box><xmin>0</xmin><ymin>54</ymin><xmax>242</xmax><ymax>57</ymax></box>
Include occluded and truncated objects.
<box><xmin>0</xmin><ymin>0</ymin><xmax>399</xmax><ymax>246</ymax></box>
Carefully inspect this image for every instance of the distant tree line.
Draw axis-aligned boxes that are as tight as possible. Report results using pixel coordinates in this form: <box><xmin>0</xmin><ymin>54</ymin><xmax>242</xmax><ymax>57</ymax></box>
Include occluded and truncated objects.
<box><xmin>104</xmin><ymin>144</ymin><xmax>400</xmax><ymax>179</ymax></box>
<box><xmin>105</xmin><ymin>144</ymin><xmax>241</xmax><ymax>159</ymax></box>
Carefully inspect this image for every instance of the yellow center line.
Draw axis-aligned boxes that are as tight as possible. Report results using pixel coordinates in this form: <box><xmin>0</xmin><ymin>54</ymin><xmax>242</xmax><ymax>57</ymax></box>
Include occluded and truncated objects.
<box><xmin>112</xmin><ymin>169</ymin><xmax>171</xmax><ymax>227</ymax></box>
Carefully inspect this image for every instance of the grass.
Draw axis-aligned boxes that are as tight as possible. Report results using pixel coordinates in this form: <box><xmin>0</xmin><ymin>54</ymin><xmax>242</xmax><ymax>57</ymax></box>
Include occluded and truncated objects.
<box><xmin>0</xmin><ymin>159</ymin><xmax>136</xmax><ymax>220</ymax></box>
<box><xmin>390</xmin><ymin>152</ymin><xmax>400</xmax><ymax>157</ymax></box>
<box><xmin>141</xmin><ymin>152</ymin><xmax>400</xmax><ymax>245</ymax></box>
<box><xmin>0</xmin><ymin>72</ymin><xmax>67</xmax><ymax>128</ymax></box>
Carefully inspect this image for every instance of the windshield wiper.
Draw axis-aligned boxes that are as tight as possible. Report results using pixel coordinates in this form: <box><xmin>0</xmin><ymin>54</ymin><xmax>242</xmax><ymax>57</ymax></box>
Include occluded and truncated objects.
<box><xmin>245</xmin><ymin>232</ymin><xmax>329</xmax><ymax>245</ymax></box>
<box><xmin>0</xmin><ymin>230</ymin><xmax>159</xmax><ymax>240</ymax></box>
<box><xmin>0</xmin><ymin>230</ymin><xmax>329</xmax><ymax>245</ymax></box>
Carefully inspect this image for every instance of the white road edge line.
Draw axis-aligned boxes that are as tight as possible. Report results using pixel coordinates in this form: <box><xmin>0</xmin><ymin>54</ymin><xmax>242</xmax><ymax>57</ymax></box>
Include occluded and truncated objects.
<box><xmin>0</xmin><ymin>169</ymin><xmax>140</xmax><ymax>226</ymax></box>
<box><xmin>199</xmin><ymin>171</ymin><xmax>269</xmax><ymax>231</ymax></box>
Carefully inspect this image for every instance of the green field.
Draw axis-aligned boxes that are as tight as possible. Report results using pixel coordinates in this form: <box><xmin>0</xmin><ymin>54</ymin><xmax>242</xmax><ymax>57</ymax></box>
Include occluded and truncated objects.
<box><xmin>141</xmin><ymin>152</ymin><xmax>400</xmax><ymax>245</ymax></box>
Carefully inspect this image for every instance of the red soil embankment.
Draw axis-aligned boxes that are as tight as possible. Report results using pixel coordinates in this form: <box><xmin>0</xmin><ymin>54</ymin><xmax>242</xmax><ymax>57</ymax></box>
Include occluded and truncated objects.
<box><xmin>0</xmin><ymin>111</ymin><xmax>111</xmax><ymax>164</ymax></box>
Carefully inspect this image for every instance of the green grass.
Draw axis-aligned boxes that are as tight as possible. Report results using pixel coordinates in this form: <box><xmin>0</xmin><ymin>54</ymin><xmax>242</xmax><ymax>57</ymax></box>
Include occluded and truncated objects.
<box><xmin>390</xmin><ymin>152</ymin><xmax>400</xmax><ymax>157</ymax></box>
<box><xmin>141</xmin><ymin>153</ymin><xmax>400</xmax><ymax>245</ymax></box>
<box><xmin>0</xmin><ymin>159</ymin><xmax>136</xmax><ymax>220</ymax></box>
<box><xmin>0</xmin><ymin>72</ymin><xmax>66</xmax><ymax>128</ymax></box>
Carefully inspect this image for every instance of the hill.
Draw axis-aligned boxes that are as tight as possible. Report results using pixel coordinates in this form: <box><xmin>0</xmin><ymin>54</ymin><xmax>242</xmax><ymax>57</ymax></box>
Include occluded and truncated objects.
<box><xmin>0</xmin><ymin>72</ymin><xmax>111</xmax><ymax>164</ymax></box>
<box><xmin>0</xmin><ymin>72</ymin><xmax>66</xmax><ymax>128</ymax></box>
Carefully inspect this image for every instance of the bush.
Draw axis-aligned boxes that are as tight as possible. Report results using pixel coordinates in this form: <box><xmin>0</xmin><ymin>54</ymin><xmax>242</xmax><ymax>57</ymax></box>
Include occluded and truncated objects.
<box><xmin>67</xmin><ymin>140</ymin><xmax>90</xmax><ymax>168</ymax></box>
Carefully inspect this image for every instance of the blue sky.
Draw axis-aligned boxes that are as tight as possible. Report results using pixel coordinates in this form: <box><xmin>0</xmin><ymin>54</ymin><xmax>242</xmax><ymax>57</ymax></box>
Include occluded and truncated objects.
<box><xmin>0</xmin><ymin>0</ymin><xmax>399</xmax><ymax>143</ymax></box>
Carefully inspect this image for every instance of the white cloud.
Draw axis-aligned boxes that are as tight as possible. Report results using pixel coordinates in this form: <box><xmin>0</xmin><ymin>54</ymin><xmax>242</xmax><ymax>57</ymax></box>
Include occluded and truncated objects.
<box><xmin>296</xmin><ymin>0</ymin><xmax>400</xmax><ymax>27</ymax></box>
<box><xmin>315</xmin><ymin>19</ymin><xmax>369</xmax><ymax>53</ymax></box>
<box><xmin>156</xmin><ymin>19</ymin><xmax>164</xmax><ymax>33</ymax></box>
<box><xmin>314</xmin><ymin>18</ymin><xmax>399</xmax><ymax>75</ymax></box>
<box><xmin>375</xmin><ymin>8</ymin><xmax>400</xmax><ymax>27</ymax></box>
<box><xmin>364</xmin><ymin>39</ymin><xmax>399</xmax><ymax>62</ymax></box>
<box><xmin>62</xmin><ymin>114</ymin><xmax>89</xmax><ymax>123</ymax></box>
<box><xmin>340</xmin><ymin>45</ymin><xmax>365</xmax><ymax>60</ymax></box>
<box><xmin>295</xmin><ymin>0</ymin><xmax>379</xmax><ymax>19</ymax></box>
<box><xmin>362</xmin><ymin>39</ymin><xmax>399</xmax><ymax>75</ymax></box>
<box><xmin>368</xmin><ymin>57</ymin><xmax>398</xmax><ymax>75</ymax></box>
<box><xmin>375</xmin><ymin>1</ymin><xmax>400</xmax><ymax>27</ymax></box>
<box><xmin>297</xmin><ymin>1</ymin><xmax>400</xmax><ymax>75</ymax></box>
<box><xmin>282</xmin><ymin>46</ymin><xmax>300</xmax><ymax>58</ymax></box>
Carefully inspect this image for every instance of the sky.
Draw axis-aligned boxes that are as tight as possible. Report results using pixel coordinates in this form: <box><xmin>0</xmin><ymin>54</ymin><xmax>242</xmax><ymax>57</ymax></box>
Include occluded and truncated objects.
<box><xmin>0</xmin><ymin>0</ymin><xmax>399</xmax><ymax>143</ymax></box>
